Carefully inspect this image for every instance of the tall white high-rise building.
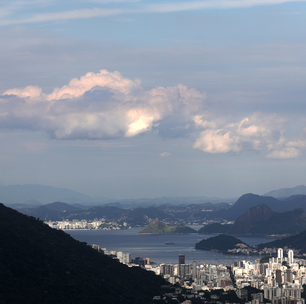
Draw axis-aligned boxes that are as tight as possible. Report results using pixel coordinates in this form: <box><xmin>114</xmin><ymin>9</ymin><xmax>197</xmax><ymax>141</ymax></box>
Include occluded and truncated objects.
<box><xmin>288</xmin><ymin>250</ymin><xmax>294</xmax><ymax>264</ymax></box>
<box><xmin>278</xmin><ymin>248</ymin><xmax>283</xmax><ymax>262</ymax></box>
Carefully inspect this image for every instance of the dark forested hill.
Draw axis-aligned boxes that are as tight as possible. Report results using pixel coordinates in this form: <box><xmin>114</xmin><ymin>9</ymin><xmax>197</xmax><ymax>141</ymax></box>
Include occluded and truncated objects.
<box><xmin>195</xmin><ymin>234</ymin><xmax>249</xmax><ymax>252</ymax></box>
<box><xmin>227</xmin><ymin>206</ymin><xmax>306</xmax><ymax>235</ymax></box>
<box><xmin>226</xmin><ymin>204</ymin><xmax>274</xmax><ymax>235</ymax></box>
<box><xmin>257</xmin><ymin>230</ymin><xmax>306</xmax><ymax>253</ymax></box>
<box><xmin>0</xmin><ymin>203</ymin><xmax>166</xmax><ymax>304</ymax></box>
<box><xmin>215</xmin><ymin>204</ymin><xmax>306</xmax><ymax>235</ymax></box>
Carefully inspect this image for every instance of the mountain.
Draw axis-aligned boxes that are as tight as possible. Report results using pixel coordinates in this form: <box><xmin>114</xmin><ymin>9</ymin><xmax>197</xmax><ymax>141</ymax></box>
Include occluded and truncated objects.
<box><xmin>213</xmin><ymin>193</ymin><xmax>306</xmax><ymax>221</ymax></box>
<box><xmin>264</xmin><ymin>185</ymin><xmax>306</xmax><ymax>198</ymax></box>
<box><xmin>0</xmin><ymin>203</ymin><xmax>167</xmax><ymax>303</ymax></box>
<box><xmin>122</xmin><ymin>207</ymin><xmax>174</xmax><ymax>226</ymax></box>
<box><xmin>226</xmin><ymin>204</ymin><xmax>274</xmax><ymax>235</ymax></box>
<box><xmin>195</xmin><ymin>234</ymin><xmax>249</xmax><ymax>252</ymax></box>
<box><xmin>20</xmin><ymin>204</ymin><xmax>174</xmax><ymax>226</ymax></box>
<box><xmin>44</xmin><ymin>202</ymin><xmax>80</xmax><ymax>211</ymax></box>
<box><xmin>0</xmin><ymin>184</ymin><xmax>94</xmax><ymax>205</ymax></box>
<box><xmin>227</xmin><ymin>205</ymin><xmax>306</xmax><ymax>235</ymax></box>
<box><xmin>114</xmin><ymin>196</ymin><xmax>235</xmax><ymax>208</ymax></box>
<box><xmin>138</xmin><ymin>218</ymin><xmax>197</xmax><ymax>234</ymax></box>
<box><xmin>214</xmin><ymin>193</ymin><xmax>280</xmax><ymax>220</ymax></box>
<box><xmin>278</xmin><ymin>195</ymin><xmax>306</xmax><ymax>212</ymax></box>
<box><xmin>257</xmin><ymin>229</ymin><xmax>306</xmax><ymax>253</ymax></box>
<box><xmin>0</xmin><ymin>183</ymin><xmax>236</xmax><ymax>208</ymax></box>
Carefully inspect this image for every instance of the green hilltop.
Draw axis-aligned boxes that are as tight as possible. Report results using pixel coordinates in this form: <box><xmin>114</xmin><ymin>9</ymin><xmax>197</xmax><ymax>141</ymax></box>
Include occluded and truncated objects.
<box><xmin>138</xmin><ymin>218</ymin><xmax>197</xmax><ymax>234</ymax></box>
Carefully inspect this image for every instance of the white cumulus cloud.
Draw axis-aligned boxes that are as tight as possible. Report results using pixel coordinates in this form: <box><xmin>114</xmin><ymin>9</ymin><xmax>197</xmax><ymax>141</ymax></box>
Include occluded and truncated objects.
<box><xmin>1</xmin><ymin>69</ymin><xmax>206</xmax><ymax>140</ymax></box>
<box><xmin>192</xmin><ymin>112</ymin><xmax>306</xmax><ymax>159</ymax></box>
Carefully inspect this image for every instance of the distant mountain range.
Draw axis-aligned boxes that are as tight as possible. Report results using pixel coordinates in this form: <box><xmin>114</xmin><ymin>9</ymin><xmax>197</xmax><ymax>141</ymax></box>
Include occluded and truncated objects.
<box><xmin>264</xmin><ymin>185</ymin><xmax>306</xmax><ymax>198</ymax></box>
<box><xmin>4</xmin><ymin>184</ymin><xmax>306</xmax><ymax>235</ymax></box>
<box><xmin>0</xmin><ymin>184</ymin><xmax>96</xmax><ymax>206</ymax></box>
<box><xmin>215</xmin><ymin>193</ymin><xmax>306</xmax><ymax>220</ymax></box>
<box><xmin>0</xmin><ymin>184</ymin><xmax>235</xmax><ymax>208</ymax></box>
<box><xmin>2</xmin><ymin>183</ymin><xmax>306</xmax><ymax>209</ymax></box>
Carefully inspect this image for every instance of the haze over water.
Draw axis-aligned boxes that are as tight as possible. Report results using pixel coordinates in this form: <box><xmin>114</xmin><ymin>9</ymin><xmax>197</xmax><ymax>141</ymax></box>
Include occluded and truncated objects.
<box><xmin>67</xmin><ymin>228</ymin><xmax>270</xmax><ymax>265</ymax></box>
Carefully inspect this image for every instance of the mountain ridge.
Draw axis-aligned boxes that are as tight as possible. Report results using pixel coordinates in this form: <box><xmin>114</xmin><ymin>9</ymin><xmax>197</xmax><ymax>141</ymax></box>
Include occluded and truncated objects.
<box><xmin>264</xmin><ymin>185</ymin><xmax>306</xmax><ymax>198</ymax></box>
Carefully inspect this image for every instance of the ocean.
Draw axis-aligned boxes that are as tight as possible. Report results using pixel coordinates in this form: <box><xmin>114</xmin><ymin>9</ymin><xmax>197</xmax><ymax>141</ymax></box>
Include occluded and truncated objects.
<box><xmin>66</xmin><ymin>227</ymin><xmax>271</xmax><ymax>265</ymax></box>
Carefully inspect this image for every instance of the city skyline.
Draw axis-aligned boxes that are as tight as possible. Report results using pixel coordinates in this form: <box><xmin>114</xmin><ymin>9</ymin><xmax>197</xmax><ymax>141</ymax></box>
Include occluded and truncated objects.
<box><xmin>0</xmin><ymin>0</ymin><xmax>306</xmax><ymax>199</ymax></box>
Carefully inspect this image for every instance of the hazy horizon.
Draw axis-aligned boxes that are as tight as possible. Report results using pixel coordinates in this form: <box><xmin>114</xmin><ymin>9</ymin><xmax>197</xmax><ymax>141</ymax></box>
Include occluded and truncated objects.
<box><xmin>1</xmin><ymin>0</ymin><xmax>306</xmax><ymax>199</ymax></box>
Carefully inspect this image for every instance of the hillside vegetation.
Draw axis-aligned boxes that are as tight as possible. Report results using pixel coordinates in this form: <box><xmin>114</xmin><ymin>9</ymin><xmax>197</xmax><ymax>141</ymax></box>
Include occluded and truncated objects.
<box><xmin>0</xmin><ymin>203</ymin><xmax>166</xmax><ymax>304</ymax></box>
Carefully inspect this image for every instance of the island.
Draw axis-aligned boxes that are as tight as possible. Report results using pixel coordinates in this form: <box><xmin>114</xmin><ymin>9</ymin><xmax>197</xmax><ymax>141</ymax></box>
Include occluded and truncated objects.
<box><xmin>138</xmin><ymin>218</ymin><xmax>197</xmax><ymax>234</ymax></box>
<box><xmin>195</xmin><ymin>234</ymin><xmax>249</xmax><ymax>252</ymax></box>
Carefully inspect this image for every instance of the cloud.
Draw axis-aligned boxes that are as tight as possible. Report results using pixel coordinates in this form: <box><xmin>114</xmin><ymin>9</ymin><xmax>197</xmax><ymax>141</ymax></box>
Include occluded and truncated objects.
<box><xmin>4</xmin><ymin>86</ymin><xmax>42</xmax><ymax>99</ymax></box>
<box><xmin>266</xmin><ymin>147</ymin><xmax>301</xmax><ymax>159</ymax></box>
<box><xmin>192</xmin><ymin>112</ymin><xmax>306</xmax><ymax>158</ymax></box>
<box><xmin>1</xmin><ymin>69</ymin><xmax>206</xmax><ymax>140</ymax></box>
<box><xmin>1</xmin><ymin>0</ymin><xmax>306</xmax><ymax>26</ymax></box>
<box><xmin>159</xmin><ymin>152</ymin><xmax>171</xmax><ymax>157</ymax></box>
<box><xmin>2</xmin><ymin>69</ymin><xmax>306</xmax><ymax>159</ymax></box>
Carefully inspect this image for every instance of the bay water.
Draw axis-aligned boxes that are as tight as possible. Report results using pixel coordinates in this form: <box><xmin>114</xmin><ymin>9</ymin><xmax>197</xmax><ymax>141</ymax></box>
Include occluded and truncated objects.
<box><xmin>66</xmin><ymin>227</ymin><xmax>271</xmax><ymax>265</ymax></box>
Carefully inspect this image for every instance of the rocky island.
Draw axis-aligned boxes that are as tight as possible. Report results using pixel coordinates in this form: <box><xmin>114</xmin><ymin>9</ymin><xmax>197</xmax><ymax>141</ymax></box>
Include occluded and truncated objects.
<box><xmin>195</xmin><ymin>234</ymin><xmax>249</xmax><ymax>252</ymax></box>
<box><xmin>138</xmin><ymin>218</ymin><xmax>197</xmax><ymax>234</ymax></box>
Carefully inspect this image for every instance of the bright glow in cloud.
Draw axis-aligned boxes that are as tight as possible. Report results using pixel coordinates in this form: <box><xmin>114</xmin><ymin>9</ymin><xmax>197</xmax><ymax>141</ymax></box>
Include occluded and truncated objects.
<box><xmin>1</xmin><ymin>69</ymin><xmax>206</xmax><ymax>140</ymax></box>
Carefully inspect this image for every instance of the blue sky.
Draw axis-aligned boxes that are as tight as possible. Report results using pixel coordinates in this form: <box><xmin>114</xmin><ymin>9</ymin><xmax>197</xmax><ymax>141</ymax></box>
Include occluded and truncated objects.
<box><xmin>0</xmin><ymin>0</ymin><xmax>306</xmax><ymax>199</ymax></box>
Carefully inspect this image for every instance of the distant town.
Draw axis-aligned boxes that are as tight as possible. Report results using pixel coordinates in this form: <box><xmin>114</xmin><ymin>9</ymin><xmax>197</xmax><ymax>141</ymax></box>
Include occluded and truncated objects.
<box><xmin>45</xmin><ymin>219</ymin><xmax>132</xmax><ymax>230</ymax></box>
<box><xmin>44</xmin><ymin>218</ymin><xmax>232</xmax><ymax>230</ymax></box>
<box><xmin>93</xmin><ymin>245</ymin><xmax>306</xmax><ymax>304</ymax></box>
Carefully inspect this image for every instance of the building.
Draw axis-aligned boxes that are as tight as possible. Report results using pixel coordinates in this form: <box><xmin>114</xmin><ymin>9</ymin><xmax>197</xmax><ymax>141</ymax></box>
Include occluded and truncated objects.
<box><xmin>160</xmin><ymin>264</ymin><xmax>174</xmax><ymax>276</ymax></box>
<box><xmin>179</xmin><ymin>254</ymin><xmax>185</xmax><ymax>265</ymax></box>
<box><xmin>288</xmin><ymin>250</ymin><xmax>294</xmax><ymax>264</ymax></box>
<box><xmin>278</xmin><ymin>248</ymin><xmax>284</xmax><ymax>263</ymax></box>
<box><xmin>276</xmin><ymin>270</ymin><xmax>282</xmax><ymax>286</ymax></box>
<box><xmin>178</xmin><ymin>264</ymin><xmax>191</xmax><ymax>279</ymax></box>
<box><xmin>192</xmin><ymin>261</ymin><xmax>197</xmax><ymax>279</ymax></box>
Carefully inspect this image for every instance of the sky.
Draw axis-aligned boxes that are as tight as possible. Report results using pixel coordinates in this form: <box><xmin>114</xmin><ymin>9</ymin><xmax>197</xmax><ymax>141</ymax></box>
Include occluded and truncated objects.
<box><xmin>0</xmin><ymin>0</ymin><xmax>306</xmax><ymax>199</ymax></box>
